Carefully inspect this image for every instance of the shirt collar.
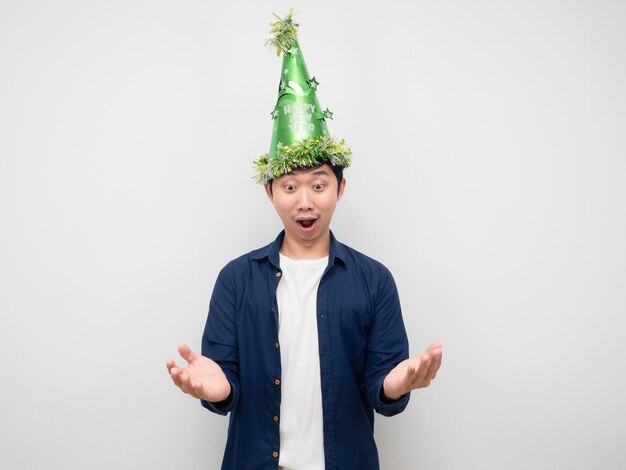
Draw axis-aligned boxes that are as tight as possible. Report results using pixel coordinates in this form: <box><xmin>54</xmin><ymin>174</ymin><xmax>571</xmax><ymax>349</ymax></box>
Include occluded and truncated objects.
<box><xmin>251</xmin><ymin>230</ymin><xmax>347</xmax><ymax>269</ymax></box>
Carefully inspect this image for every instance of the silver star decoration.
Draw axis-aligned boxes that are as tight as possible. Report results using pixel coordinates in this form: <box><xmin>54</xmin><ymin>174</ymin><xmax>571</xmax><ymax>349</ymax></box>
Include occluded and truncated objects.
<box><xmin>279</xmin><ymin>80</ymin><xmax>287</xmax><ymax>90</ymax></box>
<box><xmin>283</xmin><ymin>68</ymin><xmax>289</xmax><ymax>75</ymax></box>
<box><xmin>287</xmin><ymin>47</ymin><xmax>299</xmax><ymax>56</ymax></box>
<box><xmin>271</xmin><ymin>109</ymin><xmax>279</xmax><ymax>120</ymax></box>
<box><xmin>323</xmin><ymin>108</ymin><xmax>334</xmax><ymax>120</ymax></box>
<box><xmin>307</xmin><ymin>77</ymin><xmax>320</xmax><ymax>90</ymax></box>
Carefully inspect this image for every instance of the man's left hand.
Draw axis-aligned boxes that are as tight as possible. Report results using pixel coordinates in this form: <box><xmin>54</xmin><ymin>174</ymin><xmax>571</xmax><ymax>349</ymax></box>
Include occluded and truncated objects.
<box><xmin>382</xmin><ymin>341</ymin><xmax>443</xmax><ymax>401</ymax></box>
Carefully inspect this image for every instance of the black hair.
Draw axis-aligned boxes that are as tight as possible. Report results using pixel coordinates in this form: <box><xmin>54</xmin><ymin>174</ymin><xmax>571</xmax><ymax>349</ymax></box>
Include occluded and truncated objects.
<box><xmin>268</xmin><ymin>162</ymin><xmax>344</xmax><ymax>196</ymax></box>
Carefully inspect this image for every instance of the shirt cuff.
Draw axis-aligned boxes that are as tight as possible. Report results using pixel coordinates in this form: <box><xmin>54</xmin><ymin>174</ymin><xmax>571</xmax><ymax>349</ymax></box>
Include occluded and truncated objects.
<box><xmin>374</xmin><ymin>380</ymin><xmax>410</xmax><ymax>416</ymax></box>
<box><xmin>200</xmin><ymin>379</ymin><xmax>238</xmax><ymax>416</ymax></box>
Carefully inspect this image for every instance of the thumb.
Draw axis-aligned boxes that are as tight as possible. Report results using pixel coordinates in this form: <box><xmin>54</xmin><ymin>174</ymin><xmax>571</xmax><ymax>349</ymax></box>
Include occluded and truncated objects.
<box><xmin>178</xmin><ymin>343</ymin><xmax>199</xmax><ymax>364</ymax></box>
<box><xmin>404</xmin><ymin>363</ymin><xmax>417</xmax><ymax>382</ymax></box>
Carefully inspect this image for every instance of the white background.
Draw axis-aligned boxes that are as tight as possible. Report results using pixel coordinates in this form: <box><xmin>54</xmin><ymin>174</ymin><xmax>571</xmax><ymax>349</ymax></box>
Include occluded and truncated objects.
<box><xmin>1</xmin><ymin>1</ymin><xmax>625</xmax><ymax>469</ymax></box>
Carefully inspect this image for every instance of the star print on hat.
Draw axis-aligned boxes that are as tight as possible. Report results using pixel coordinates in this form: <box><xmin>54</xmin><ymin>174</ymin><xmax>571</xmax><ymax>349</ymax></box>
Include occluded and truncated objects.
<box><xmin>253</xmin><ymin>8</ymin><xmax>352</xmax><ymax>184</ymax></box>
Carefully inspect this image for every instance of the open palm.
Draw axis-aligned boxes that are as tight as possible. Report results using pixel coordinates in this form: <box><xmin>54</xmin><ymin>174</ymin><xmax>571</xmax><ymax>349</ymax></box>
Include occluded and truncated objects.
<box><xmin>166</xmin><ymin>344</ymin><xmax>231</xmax><ymax>403</ymax></box>
<box><xmin>383</xmin><ymin>341</ymin><xmax>443</xmax><ymax>400</ymax></box>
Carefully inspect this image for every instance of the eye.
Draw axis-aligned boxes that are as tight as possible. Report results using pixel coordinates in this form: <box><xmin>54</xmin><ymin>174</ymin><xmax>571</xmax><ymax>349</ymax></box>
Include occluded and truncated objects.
<box><xmin>313</xmin><ymin>184</ymin><xmax>325</xmax><ymax>191</ymax></box>
<box><xmin>284</xmin><ymin>184</ymin><xmax>296</xmax><ymax>192</ymax></box>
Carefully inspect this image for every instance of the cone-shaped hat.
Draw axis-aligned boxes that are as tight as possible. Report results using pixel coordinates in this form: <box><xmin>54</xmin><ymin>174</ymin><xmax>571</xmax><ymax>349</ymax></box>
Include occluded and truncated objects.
<box><xmin>253</xmin><ymin>9</ymin><xmax>351</xmax><ymax>184</ymax></box>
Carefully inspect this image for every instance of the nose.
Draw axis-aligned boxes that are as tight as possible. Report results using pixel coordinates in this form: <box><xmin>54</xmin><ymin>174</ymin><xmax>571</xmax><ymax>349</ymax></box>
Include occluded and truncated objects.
<box><xmin>296</xmin><ymin>187</ymin><xmax>313</xmax><ymax>211</ymax></box>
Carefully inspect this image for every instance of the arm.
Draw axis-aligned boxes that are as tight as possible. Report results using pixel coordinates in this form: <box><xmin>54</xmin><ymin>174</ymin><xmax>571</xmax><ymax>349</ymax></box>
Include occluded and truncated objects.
<box><xmin>199</xmin><ymin>265</ymin><xmax>241</xmax><ymax>415</ymax></box>
<box><xmin>166</xmin><ymin>265</ymin><xmax>241</xmax><ymax>415</ymax></box>
<box><xmin>362</xmin><ymin>267</ymin><xmax>412</xmax><ymax>416</ymax></box>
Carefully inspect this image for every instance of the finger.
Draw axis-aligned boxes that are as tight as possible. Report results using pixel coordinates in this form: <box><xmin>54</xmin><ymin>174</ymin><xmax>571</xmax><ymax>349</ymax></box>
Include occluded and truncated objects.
<box><xmin>430</xmin><ymin>348</ymin><xmax>443</xmax><ymax>379</ymax></box>
<box><xmin>179</xmin><ymin>369</ymin><xmax>195</xmax><ymax>395</ymax></box>
<box><xmin>427</xmin><ymin>341</ymin><xmax>442</xmax><ymax>354</ymax></box>
<box><xmin>183</xmin><ymin>373</ymin><xmax>202</xmax><ymax>400</ymax></box>
<box><xmin>411</xmin><ymin>354</ymin><xmax>431</xmax><ymax>388</ymax></box>
<box><xmin>166</xmin><ymin>359</ymin><xmax>176</xmax><ymax>374</ymax></box>
<box><xmin>429</xmin><ymin>365</ymin><xmax>439</xmax><ymax>381</ymax></box>
<box><xmin>169</xmin><ymin>366</ymin><xmax>183</xmax><ymax>388</ymax></box>
<box><xmin>406</xmin><ymin>354</ymin><xmax>425</xmax><ymax>374</ymax></box>
<box><xmin>425</xmin><ymin>347</ymin><xmax>443</xmax><ymax>382</ymax></box>
<box><xmin>404</xmin><ymin>360</ymin><xmax>421</xmax><ymax>385</ymax></box>
<box><xmin>178</xmin><ymin>343</ymin><xmax>200</xmax><ymax>364</ymax></box>
<box><xmin>435</xmin><ymin>347</ymin><xmax>443</xmax><ymax>367</ymax></box>
<box><xmin>402</xmin><ymin>357</ymin><xmax>420</xmax><ymax>387</ymax></box>
<box><xmin>423</xmin><ymin>353</ymin><xmax>440</xmax><ymax>383</ymax></box>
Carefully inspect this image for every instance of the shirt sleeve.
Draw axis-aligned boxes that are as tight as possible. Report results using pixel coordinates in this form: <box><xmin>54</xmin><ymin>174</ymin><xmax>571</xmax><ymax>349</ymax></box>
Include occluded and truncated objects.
<box><xmin>200</xmin><ymin>263</ymin><xmax>241</xmax><ymax>415</ymax></box>
<box><xmin>363</xmin><ymin>266</ymin><xmax>411</xmax><ymax>416</ymax></box>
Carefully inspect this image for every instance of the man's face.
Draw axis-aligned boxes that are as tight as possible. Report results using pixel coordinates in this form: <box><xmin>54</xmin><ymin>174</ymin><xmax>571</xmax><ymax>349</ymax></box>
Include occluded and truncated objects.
<box><xmin>264</xmin><ymin>164</ymin><xmax>346</xmax><ymax>246</ymax></box>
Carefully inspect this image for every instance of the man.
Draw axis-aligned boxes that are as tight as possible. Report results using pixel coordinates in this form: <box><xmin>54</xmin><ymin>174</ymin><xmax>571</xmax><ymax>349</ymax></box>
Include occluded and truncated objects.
<box><xmin>166</xmin><ymin>10</ymin><xmax>442</xmax><ymax>470</ymax></box>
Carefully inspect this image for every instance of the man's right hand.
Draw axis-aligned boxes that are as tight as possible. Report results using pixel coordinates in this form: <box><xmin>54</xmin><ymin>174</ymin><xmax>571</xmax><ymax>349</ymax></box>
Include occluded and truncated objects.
<box><xmin>166</xmin><ymin>344</ymin><xmax>231</xmax><ymax>403</ymax></box>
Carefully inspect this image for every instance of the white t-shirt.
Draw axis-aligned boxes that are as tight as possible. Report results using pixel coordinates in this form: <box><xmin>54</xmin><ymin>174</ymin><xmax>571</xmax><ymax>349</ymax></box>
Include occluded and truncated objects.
<box><xmin>277</xmin><ymin>253</ymin><xmax>328</xmax><ymax>470</ymax></box>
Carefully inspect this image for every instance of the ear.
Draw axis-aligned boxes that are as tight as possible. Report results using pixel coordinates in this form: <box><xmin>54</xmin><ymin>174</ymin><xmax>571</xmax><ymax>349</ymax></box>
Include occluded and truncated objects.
<box><xmin>264</xmin><ymin>181</ymin><xmax>274</xmax><ymax>202</ymax></box>
<box><xmin>336</xmin><ymin>177</ymin><xmax>346</xmax><ymax>202</ymax></box>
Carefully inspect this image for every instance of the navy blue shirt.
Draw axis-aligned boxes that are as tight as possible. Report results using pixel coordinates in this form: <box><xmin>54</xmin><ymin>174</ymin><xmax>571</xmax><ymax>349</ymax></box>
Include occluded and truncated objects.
<box><xmin>201</xmin><ymin>231</ymin><xmax>410</xmax><ymax>470</ymax></box>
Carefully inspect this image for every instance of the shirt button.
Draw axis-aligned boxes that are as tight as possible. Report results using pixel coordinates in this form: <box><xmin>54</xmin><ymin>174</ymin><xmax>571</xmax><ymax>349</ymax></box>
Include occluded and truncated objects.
<box><xmin>272</xmin><ymin>451</ymin><xmax>279</xmax><ymax>458</ymax></box>
<box><xmin>273</xmin><ymin>415</ymin><xmax>279</xmax><ymax>422</ymax></box>
<box><xmin>275</xmin><ymin>341</ymin><xmax>280</xmax><ymax>349</ymax></box>
<box><xmin>276</xmin><ymin>272</ymin><xmax>281</xmax><ymax>277</ymax></box>
<box><xmin>274</xmin><ymin>379</ymin><xmax>281</xmax><ymax>385</ymax></box>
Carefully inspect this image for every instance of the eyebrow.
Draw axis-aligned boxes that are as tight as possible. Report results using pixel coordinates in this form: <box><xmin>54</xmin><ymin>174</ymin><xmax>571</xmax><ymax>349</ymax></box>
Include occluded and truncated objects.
<box><xmin>282</xmin><ymin>169</ymin><xmax>330</xmax><ymax>178</ymax></box>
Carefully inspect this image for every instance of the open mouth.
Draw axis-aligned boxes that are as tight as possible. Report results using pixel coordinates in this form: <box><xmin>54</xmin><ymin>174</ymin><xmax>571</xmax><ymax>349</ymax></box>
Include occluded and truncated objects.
<box><xmin>297</xmin><ymin>219</ymin><xmax>316</xmax><ymax>229</ymax></box>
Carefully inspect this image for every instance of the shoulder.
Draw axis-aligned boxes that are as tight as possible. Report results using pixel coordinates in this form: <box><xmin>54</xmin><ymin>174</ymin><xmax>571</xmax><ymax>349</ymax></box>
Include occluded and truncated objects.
<box><xmin>333</xmin><ymin>239</ymin><xmax>400</xmax><ymax>309</ymax></box>
<box><xmin>335</xmin><ymin>238</ymin><xmax>394</xmax><ymax>280</ymax></box>
<box><xmin>217</xmin><ymin>239</ymin><xmax>274</xmax><ymax>278</ymax></box>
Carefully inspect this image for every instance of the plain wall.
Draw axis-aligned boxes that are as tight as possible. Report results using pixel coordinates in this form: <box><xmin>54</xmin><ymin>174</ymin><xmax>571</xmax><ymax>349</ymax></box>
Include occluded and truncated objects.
<box><xmin>1</xmin><ymin>1</ymin><xmax>625</xmax><ymax>469</ymax></box>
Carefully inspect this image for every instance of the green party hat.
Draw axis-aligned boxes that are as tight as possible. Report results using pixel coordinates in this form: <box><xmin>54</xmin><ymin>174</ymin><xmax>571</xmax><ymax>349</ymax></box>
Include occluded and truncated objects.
<box><xmin>253</xmin><ymin>9</ymin><xmax>352</xmax><ymax>184</ymax></box>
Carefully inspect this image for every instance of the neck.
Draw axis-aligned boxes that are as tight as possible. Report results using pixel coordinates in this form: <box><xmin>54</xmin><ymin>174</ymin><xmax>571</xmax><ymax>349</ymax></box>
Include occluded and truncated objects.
<box><xmin>280</xmin><ymin>230</ymin><xmax>331</xmax><ymax>260</ymax></box>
